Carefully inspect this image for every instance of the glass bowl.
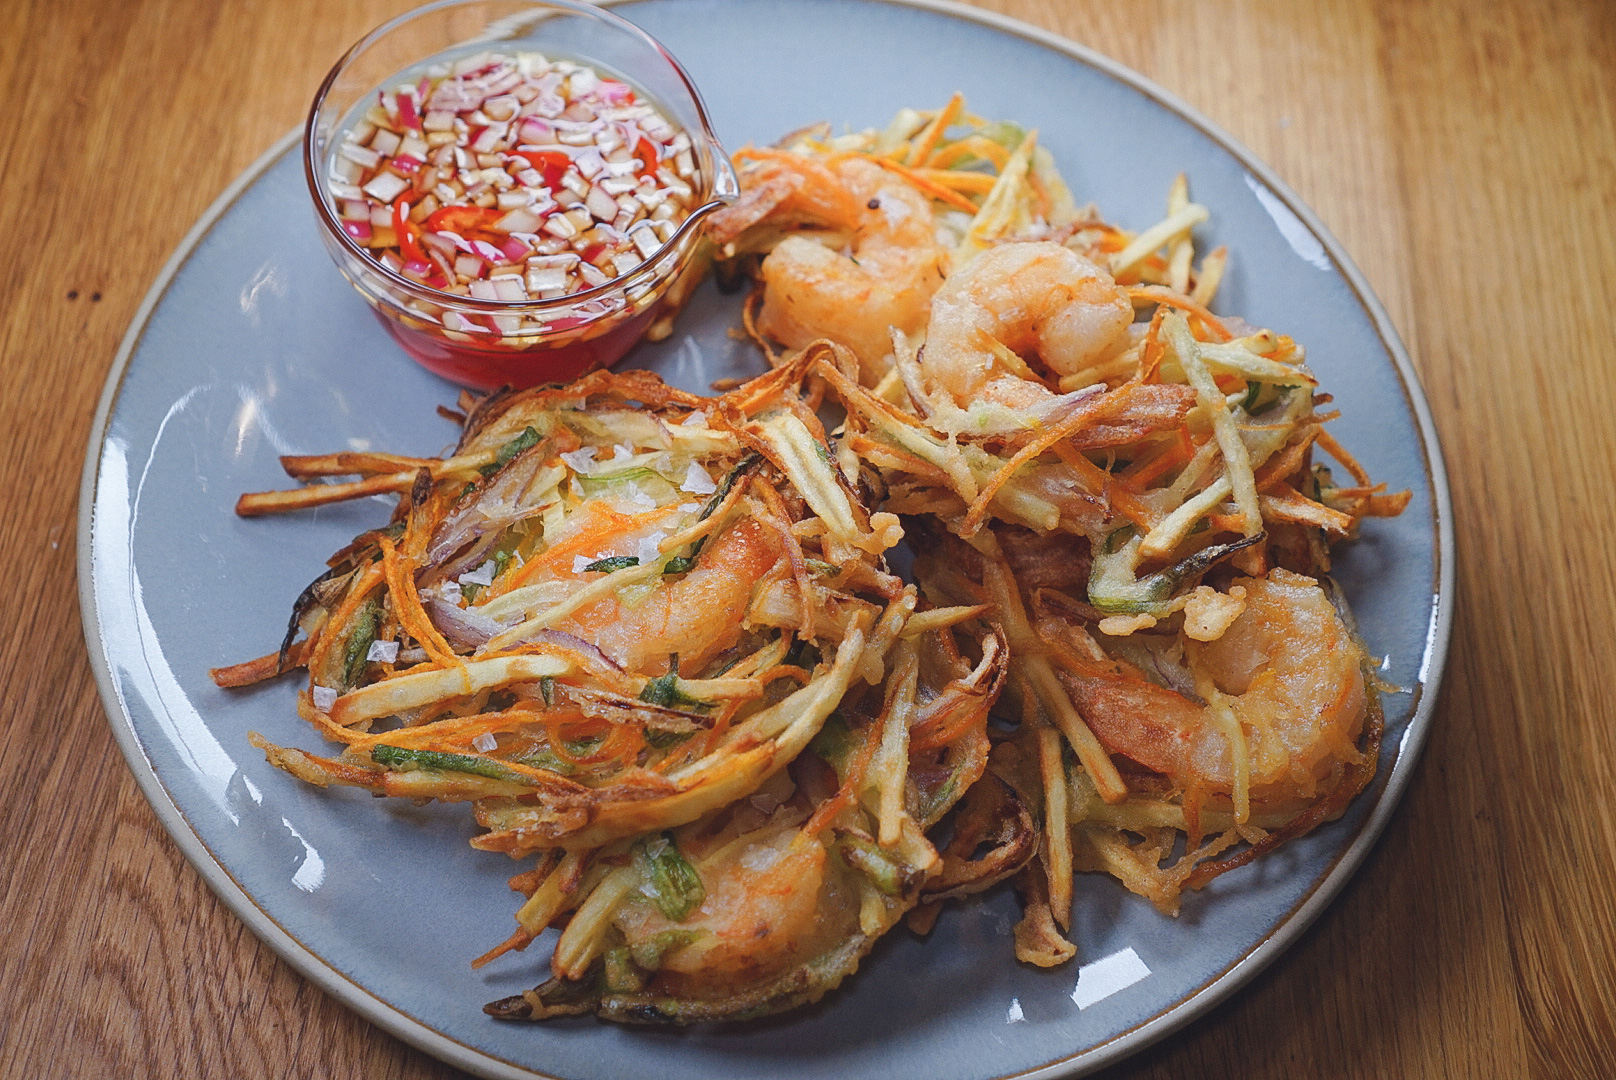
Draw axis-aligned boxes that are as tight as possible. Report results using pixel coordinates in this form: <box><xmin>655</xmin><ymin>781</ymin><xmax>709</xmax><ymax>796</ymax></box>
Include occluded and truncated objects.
<box><xmin>304</xmin><ymin>0</ymin><xmax>738</xmax><ymax>389</ymax></box>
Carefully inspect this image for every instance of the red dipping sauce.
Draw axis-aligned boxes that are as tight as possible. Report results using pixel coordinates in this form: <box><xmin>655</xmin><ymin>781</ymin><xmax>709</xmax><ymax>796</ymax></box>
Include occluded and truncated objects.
<box><xmin>374</xmin><ymin>299</ymin><xmax>660</xmax><ymax>389</ymax></box>
<box><xmin>303</xmin><ymin>2</ymin><xmax>737</xmax><ymax>389</ymax></box>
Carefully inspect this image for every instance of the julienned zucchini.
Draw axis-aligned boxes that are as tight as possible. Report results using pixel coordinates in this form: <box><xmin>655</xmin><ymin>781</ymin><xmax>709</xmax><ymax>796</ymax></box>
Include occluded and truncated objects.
<box><xmin>371</xmin><ymin>744</ymin><xmax>527</xmax><ymax>784</ymax></box>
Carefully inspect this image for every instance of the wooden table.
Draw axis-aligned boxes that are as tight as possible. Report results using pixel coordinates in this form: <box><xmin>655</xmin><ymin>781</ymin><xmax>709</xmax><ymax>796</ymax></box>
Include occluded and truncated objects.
<box><xmin>5</xmin><ymin>0</ymin><xmax>1613</xmax><ymax>1076</ymax></box>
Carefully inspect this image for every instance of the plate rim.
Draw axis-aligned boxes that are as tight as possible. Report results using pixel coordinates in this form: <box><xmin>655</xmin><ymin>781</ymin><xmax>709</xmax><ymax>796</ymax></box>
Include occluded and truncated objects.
<box><xmin>75</xmin><ymin>2</ymin><xmax>1454</xmax><ymax>1078</ymax></box>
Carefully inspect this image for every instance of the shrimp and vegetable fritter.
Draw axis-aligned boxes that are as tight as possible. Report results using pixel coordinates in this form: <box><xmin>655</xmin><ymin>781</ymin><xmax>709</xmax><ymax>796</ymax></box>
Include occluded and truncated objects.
<box><xmin>714</xmin><ymin>95</ymin><xmax>1409</xmax><ymax>960</ymax></box>
<box><xmin>218</xmin><ymin>94</ymin><xmax>1410</xmax><ymax>1022</ymax></box>
<box><xmin>215</xmin><ymin>359</ymin><xmax>1022</xmax><ymax>1021</ymax></box>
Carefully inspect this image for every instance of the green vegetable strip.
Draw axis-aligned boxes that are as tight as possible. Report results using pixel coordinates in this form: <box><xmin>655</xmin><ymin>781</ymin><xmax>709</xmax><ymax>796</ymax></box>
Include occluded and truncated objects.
<box><xmin>371</xmin><ymin>744</ymin><xmax>526</xmax><ymax>784</ymax></box>
<box><xmin>837</xmin><ymin>834</ymin><xmax>904</xmax><ymax>896</ymax></box>
<box><xmin>583</xmin><ymin>555</ymin><xmax>640</xmax><ymax>573</ymax></box>
<box><xmin>633</xmin><ymin>833</ymin><xmax>705</xmax><ymax>921</ymax></box>
<box><xmin>1089</xmin><ymin>529</ymin><xmax>1265</xmax><ymax>616</ymax></box>
<box><xmin>628</xmin><ymin>929</ymin><xmax>702</xmax><ymax>970</ymax></box>
<box><xmin>480</xmin><ymin>426</ymin><xmax>541</xmax><ymax>477</ymax></box>
<box><xmin>664</xmin><ymin>455</ymin><xmax>761</xmax><ymax>575</ymax></box>
<box><xmin>340</xmin><ymin>599</ymin><xmax>383</xmax><ymax>690</ymax></box>
<box><xmin>638</xmin><ymin>658</ymin><xmax>712</xmax><ymax>709</ymax></box>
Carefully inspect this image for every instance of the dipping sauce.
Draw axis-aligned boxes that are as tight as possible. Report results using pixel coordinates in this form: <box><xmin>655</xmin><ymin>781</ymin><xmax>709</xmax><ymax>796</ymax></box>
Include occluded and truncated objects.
<box><xmin>320</xmin><ymin>48</ymin><xmax>709</xmax><ymax>387</ymax></box>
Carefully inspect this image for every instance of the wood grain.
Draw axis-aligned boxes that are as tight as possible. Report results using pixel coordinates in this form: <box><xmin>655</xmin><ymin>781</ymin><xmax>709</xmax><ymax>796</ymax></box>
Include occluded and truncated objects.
<box><xmin>3</xmin><ymin>0</ymin><xmax>1614</xmax><ymax>1077</ymax></box>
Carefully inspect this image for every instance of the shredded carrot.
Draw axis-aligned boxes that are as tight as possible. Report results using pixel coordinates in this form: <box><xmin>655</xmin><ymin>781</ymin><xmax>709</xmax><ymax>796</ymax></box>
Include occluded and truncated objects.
<box><xmin>1048</xmin><ymin>442</ymin><xmax>1156</xmax><ymax>530</ymax></box>
<box><xmin>1254</xmin><ymin>427</ymin><xmax>1321</xmax><ymax>491</ymax></box>
<box><xmin>471</xmin><ymin>928</ymin><xmax>534</xmax><ymax>969</ymax></box>
<box><xmin>1363</xmin><ymin>489</ymin><xmax>1413</xmax><ymax>516</ymax></box>
<box><xmin>1138</xmin><ymin>304</ymin><xmax>1170</xmax><ymax>381</ymax></box>
<box><xmin>1266</xmin><ymin>334</ymin><xmax>1300</xmax><ymax>363</ymax></box>
<box><xmin>909</xmin><ymin>685</ymin><xmax>988</xmax><ymax>751</ymax></box>
<box><xmin>924</xmin><ymin>134</ymin><xmax>1011</xmax><ymax>171</ymax></box>
<box><xmin>1028</xmin><ymin>167</ymin><xmax>1053</xmax><ymax>222</ymax></box>
<box><xmin>305</xmin><ymin>562</ymin><xmax>386</xmax><ymax>683</ymax></box>
<box><xmin>1314</xmin><ymin>428</ymin><xmax>1372</xmax><ymax>487</ymax></box>
<box><xmin>489</xmin><ymin>500</ymin><xmax>649</xmax><ymax>598</ymax></box>
<box><xmin>1127</xmin><ymin>285</ymin><xmax>1234</xmax><ymax>342</ymax></box>
<box><xmin>912</xmin><ymin>168</ymin><xmax>998</xmax><ymax>194</ymax></box>
<box><xmin>846</xmin><ymin>433</ymin><xmax>955</xmax><ymax>486</ymax></box>
<box><xmin>1085</xmin><ymin>224</ymin><xmax>1130</xmax><ymax>254</ymax></box>
<box><xmin>1261</xmin><ymin>484</ymin><xmax>1356</xmax><ymax>533</ymax></box>
<box><xmin>378</xmin><ymin>534</ymin><xmax>462</xmax><ymax>671</ymax></box>
<box><xmin>542</xmin><ymin>715</ymin><xmax>644</xmax><ymax>768</ymax></box>
<box><xmin>840</xmin><ymin>152</ymin><xmax>982</xmax><ymax>213</ymax></box>
<box><xmin>904</xmin><ymin>91</ymin><xmax>964</xmax><ymax>167</ymax></box>
<box><xmin>1121</xmin><ymin>430</ymin><xmax>1195</xmax><ymax>489</ymax></box>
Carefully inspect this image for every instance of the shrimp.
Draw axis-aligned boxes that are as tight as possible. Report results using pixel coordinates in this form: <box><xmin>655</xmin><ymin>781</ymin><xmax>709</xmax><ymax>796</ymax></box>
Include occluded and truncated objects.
<box><xmin>488</xmin><ymin>615</ymin><xmax>1009</xmax><ymax>1023</ymax></box>
<box><xmin>923</xmin><ymin>240</ymin><xmax>1134</xmax><ymax>408</ymax></box>
<box><xmin>714</xmin><ymin>151</ymin><xmax>948</xmax><ymax>380</ymax></box>
<box><xmin>611</xmin><ymin>825</ymin><xmax>855</xmax><ymax>997</ymax></box>
<box><xmin>1056</xmin><ymin>569</ymin><xmax>1367</xmax><ymax>804</ymax></box>
<box><xmin>559</xmin><ymin>517</ymin><xmax>785</xmax><ymax>673</ymax></box>
<box><xmin>706</xmin><ymin>149</ymin><xmax>865</xmax><ymax>245</ymax></box>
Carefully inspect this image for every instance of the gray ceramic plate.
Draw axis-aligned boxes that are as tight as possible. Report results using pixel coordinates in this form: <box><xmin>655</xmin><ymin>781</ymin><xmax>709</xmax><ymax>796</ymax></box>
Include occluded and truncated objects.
<box><xmin>78</xmin><ymin>2</ymin><xmax>1452</xmax><ymax>1077</ymax></box>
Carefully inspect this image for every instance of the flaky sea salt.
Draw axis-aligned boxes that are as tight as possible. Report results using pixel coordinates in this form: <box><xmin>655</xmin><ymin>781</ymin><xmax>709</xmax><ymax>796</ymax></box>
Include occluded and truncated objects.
<box><xmin>680</xmin><ymin>460</ymin><xmax>717</xmax><ymax>495</ymax></box>
<box><xmin>636</xmin><ymin>532</ymin><xmax>666</xmax><ymax>564</ymax></box>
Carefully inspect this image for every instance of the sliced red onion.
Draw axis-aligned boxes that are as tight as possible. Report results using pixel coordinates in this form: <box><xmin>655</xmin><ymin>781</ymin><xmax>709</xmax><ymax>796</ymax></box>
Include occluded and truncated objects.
<box><xmin>530</xmin><ymin>629</ymin><xmax>621</xmax><ymax>671</ymax></box>
<box><xmin>498</xmin><ymin>235</ymin><xmax>531</xmax><ymax>262</ymax></box>
<box><xmin>597</xmin><ymin>80</ymin><xmax>634</xmax><ymax>106</ymax></box>
<box><xmin>426</xmin><ymin>452</ymin><xmax>556</xmax><ymax>571</ymax></box>
<box><xmin>1106</xmin><ymin>633</ymin><xmax>1199</xmax><ymax>701</ymax></box>
<box><xmin>436</xmin><ymin>229</ymin><xmax>475</xmax><ymax>254</ymax></box>
<box><xmin>425</xmin><ymin>596</ymin><xmax>502</xmax><ymax>649</ymax></box>
<box><xmin>341</xmin><ymin>220</ymin><xmax>373</xmax><ymax>242</ymax></box>
<box><xmin>434</xmin><ymin>532</ymin><xmax>499</xmax><ymax>582</ymax></box>
<box><xmin>518</xmin><ymin>118</ymin><xmax>554</xmax><ymax>144</ymax></box>
<box><xmin>1039</xmin><ymin>382</ymin><xmax>1107</xmax><ymax>421</ymax></box>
